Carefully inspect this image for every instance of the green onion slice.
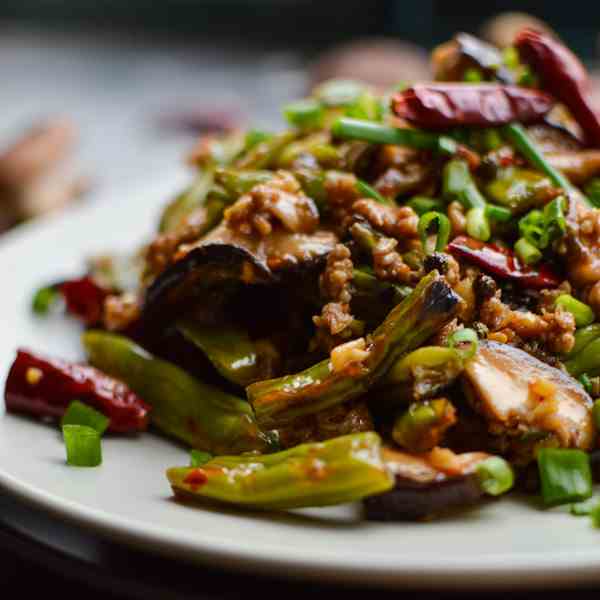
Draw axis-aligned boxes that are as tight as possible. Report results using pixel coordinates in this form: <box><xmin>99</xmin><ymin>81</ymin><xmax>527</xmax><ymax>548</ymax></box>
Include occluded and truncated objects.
<box><xmin>418</xmin><ymin>211</ymin><xmax>451</xmax><ymax>254</ymax></box>
<box><xmin>283</xmin><ymin>99</ymin><xmax>324</xmax><ymax>130</ymax></box>
<box><xmin>476</xmin><ymin>456</ymin><xmax>514</xmax><ymax>496</ymax></box>
<box><xmin>61</xmin><ymin>401</ymin><xmax>110</xmax><ymax>435</ymax></box>
<box><xmin>32</xmin><ymin>285</ymin><xmax>60</xmax><ymax>315</ymax></box>
<box><xmin>537</xmin><ymin>448</ymin><xmax>592</xmax><ymax>507</ymax></box>
<box><xmin>555</xmin><ymin>294</ymin><xmax>595</xmax><ymax>328</ymax></box>
<box><xmin>63</xmin><ymin>424</ymin><xmax>102</xmax><ymax>468</ymax></box>
<box><xmin>448</xmin><ymin>327</ymin><xmax>479</xmax><ymax>360</ymax></box>
<box><xmin>515</xmin><ymin>237</ymin><xmax>542</xmax><ymax>265</ymax></box>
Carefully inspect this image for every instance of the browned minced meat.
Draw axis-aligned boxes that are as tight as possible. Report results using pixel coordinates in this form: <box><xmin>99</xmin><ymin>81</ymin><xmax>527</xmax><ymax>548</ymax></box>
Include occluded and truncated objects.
<box><xmin>351</xmin><ymin>198</ymin><xmax>418</xmax><ymax>240</ymax></box>
<box><xmin>103</xmin><ymin>292</ymin><xmax>141</xmax><ymax>332</ymax></box>
<box><xmin>323</xmin><ymin>170</ymin><xmax>361</xmax><ymax>228</ymax></box>
<box><xmin>565</xmin><ymin>205</ymin><xmax>600</xmax><ymax>302</ymax></box>
<box><xmin>224</xmin><ymin>171</ymin><xmax>319</xmax><ymax>237</ymax></box>
<box><xmin>313</xmin><ymin>244</ymin><xmax>355</xmax><ymax>350</ymax></box>
<box><xmin>447</xmin><ymin>201</ymin><xmax>467</xmax><ymax>236</ymax></box>
<box><xmin>145</xmin><ymin>205</ymin><xmax>212</xmax><ymax>276</ymax></box>
<box><xmin>276</xmin><ymin>400</ymin><xmax>373</xmax><ymax>449</ymax></box>
<box><xmin>372</xmin><ymin>236</ymin><xmax>413</xmax><ymax>283</ymax></box>
<box><xmin>372</xmin><ymin>145</ymin><xmax>431</xmax><ymax>198</ymax></box>
<box><xmin>479</xmin><ymin>290</ymin><xmax>576</xmax><ymax>354</ymax></box>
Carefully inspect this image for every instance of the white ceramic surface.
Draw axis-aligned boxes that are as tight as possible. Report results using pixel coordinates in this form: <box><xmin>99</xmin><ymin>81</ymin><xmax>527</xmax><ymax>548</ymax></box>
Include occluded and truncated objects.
<box><xmin>1</xmin><ymin>172</ymin><xmax>599</xmax><ymax>590</ymax></box>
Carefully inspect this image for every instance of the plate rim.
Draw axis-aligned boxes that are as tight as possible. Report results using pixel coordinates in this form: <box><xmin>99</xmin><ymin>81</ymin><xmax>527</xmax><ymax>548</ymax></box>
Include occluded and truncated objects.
<box><xmin>2</xmin><ymin>174</ymin><xmax>600</xmax><ymax>590</ymax></box>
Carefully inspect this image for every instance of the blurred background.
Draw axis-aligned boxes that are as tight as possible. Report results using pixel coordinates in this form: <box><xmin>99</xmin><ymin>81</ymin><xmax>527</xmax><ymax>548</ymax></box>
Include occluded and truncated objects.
<box><xmin>2</xmin><ymin>0</ymin><xmax>600</xmax><ymax>234</ymax></box>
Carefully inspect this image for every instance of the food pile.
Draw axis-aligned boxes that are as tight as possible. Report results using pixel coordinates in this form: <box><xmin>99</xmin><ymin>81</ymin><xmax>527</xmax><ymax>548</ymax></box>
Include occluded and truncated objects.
<box><xmin>6</xmin><ymin>29</ymin><xmax>600</xmax><ymax>522</ymax></box>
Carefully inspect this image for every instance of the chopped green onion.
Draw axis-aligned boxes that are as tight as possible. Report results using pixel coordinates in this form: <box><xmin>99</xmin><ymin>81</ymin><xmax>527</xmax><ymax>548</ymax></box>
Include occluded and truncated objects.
<box><xmin>406</xmin><ymin>196</ymin><xmax>445</xmax><ymax>216</ymax></box>
<box><xmin>566</xmin><ymin>324</ymin><xmax>600</xmax><ymax>359</ymax></box>
<box><xmin>448</xmin><ymin>327</ymin><xmax>479</xmax><ymax>360</ymax></box>
<box><xmin>356</xmin><ymin>179</ymin><xmax>392</xmax><ymax>205</ymax></box>
<box><xmin>584</xmin><ymin>178</ymin><xmax>600</xmax><ymax>208</ymax></box>
<box><xmin>466</xmin><ymin>207</ymin><xmax>491</xmax><ymax>241</ymax></box>
<box><xmin>62</xmin><ymin>425</ymin><xmax>102</xmax><ymax>467</ymax></box>
<box><xmin>283</xmin><ymin>99</ymin><xmax>324</xmax><ymax>130</ymax></box>
<box><xmin>464</xmin><ymin>68</ymin><xmax>484</xmax><ymax>82</ymax></box>
<box><xmin>570</xmin><ymin>496</ymin><xmax>600</xmax><ymax>516</ymax></box>
<box><xmin>502</xmin><ymin>123</ymin><xmax>572</xmax><ymax>191</ymax></box>
<box><xmin>345</xmin><ymin>91</ymin><xmax>382</xmax><ymax>121</ymax></box>
<box><xmin>190</xmin><ymin>450</ymin><xmax>213</xmax><ymax>467</ymax></box>
<box><xmin>593</xmin><ymin>399</ymin><xmax>600</xmax><ymax>430</ymax></box>
<box><xmin>245</xmin><ymin>129</ymin><xmax>272</xmax><ymax>150</ymax></box>
<box><xmin>515</xmin><ymin>237</ymin><xmax>542</xmax><ymax>265</ymax></box>
<box><xmin>519</xmin><ymin>197</ymin><xmax>567</xmax><ymax>250</ymax></box>
<box><xmin>32</xmin><ymin>285</ymin><xmax>60</xmax><ymax>315</ymax></box>
<box><xmin>485</xmin><ymin>203</ymin><xmax>512</xmax><ymax>222</ymax></box>
<box><xmin>517</xmin><ymin>65</ymin><xmax>538</xmax><ymax>87</ymax></box>
<box><xmin>332</xmin><ymin>118</ymin><xmax>457</xmax><ymax>154</ymax></box>
<box><xmin>61</xmin><ymin>401</ymin><xmax>109</xmax><ymax>435</ymax></box>
<box><xmin>555</xmin><ymin>294</ymin><xmax>595</xmax><ymax>328</ymax></box>
<box><xmin>537</xmin><ymin>448</ymin><xmax>592</xmax><ymax>507</ymax></box>
<box><xmin>418</xmin><ymin>211</ymin><xmax>451</xmax><ymax>254</ymax></box>
<box><xmin>314</xmin><ymin>79</ymin><xmax>365</xmax><ymax>107</ymax></box>
<box><xmin>476</xmin><ymin>456</ymin><xmax>514</xmax><ymax>496</ymax></box>
<box><xmin>442</xmin><ymin>159</ymin><xmax>486</xmax><ymax>209</ymax></box>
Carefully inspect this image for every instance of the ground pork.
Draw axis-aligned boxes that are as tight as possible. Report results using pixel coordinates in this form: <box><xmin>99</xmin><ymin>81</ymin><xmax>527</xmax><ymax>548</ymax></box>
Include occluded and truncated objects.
<box><xmin>224</xmin><ymin>171</ymin><xmax>318</xmax><ymax>237</ymax></box>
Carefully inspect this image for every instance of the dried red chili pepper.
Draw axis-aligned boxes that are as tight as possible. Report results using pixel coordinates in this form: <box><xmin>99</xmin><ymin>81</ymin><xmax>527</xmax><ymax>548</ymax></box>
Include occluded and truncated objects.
<box><xmin>392</xmin><ymin>84</ymin><xmax>555</xmax><ymax>129</ymax></box>
<box><xmin>4</xmin><ymin>349</ymin><xmax>150</xmax><ymax>432</ymax></box>
<box><xmin>447</xmin><ymin>235</ymin><xmax>560</xmax><ymax>289</ymax></box>
<box><xmin>514</xmin><ymin>28</ymin><xmax>600</xmax><ymax>147</ymax></box>
<box><xmin>60</xmin><ymin>276</ymin><xmax>109</xmax><ymax>326</ymax></box>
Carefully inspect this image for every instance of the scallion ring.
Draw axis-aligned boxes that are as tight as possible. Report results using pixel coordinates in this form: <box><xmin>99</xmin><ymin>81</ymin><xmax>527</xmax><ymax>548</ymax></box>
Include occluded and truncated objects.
<box><xmin>418</xmin><ymin>211</ymin><xmax>450</xmax><ymax>255</ymax></box>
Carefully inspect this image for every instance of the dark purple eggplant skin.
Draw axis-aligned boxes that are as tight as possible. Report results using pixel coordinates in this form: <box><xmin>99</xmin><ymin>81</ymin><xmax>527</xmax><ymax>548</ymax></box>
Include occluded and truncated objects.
<box><xmin>364</xmin><ymin>475</ymin><xmax>483</xmax><ymax>521</ymax></box>
<box><xmin>142</xmin><ymin>243</ymin><xmax>274</xmax><ymax>324</ymax></box>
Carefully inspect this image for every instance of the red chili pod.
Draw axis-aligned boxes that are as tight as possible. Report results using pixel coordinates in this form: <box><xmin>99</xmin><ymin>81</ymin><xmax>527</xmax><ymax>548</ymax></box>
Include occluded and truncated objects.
<box><xmin>515</xmin><ymin>28</ymin><xmax>600</xmax><ymax>147</ymax></box>
<box><xmin>392</xmin><ymin>83</ymin><xmax>555</xmax><ymax>129</ymax></box>
<box><xmin>447</xmin><ymin>235</ymin><xmax>561</xmax><ymax>289</ymax></box>
<box><xmin>4</xmin><ymin>349</ymin><xmax>150</xmax><ymax>433</ymax></box>
<box><xmin>60</xmin><ymin>276</ymin><xmax>109</xmax><ymax>326</ymax></box>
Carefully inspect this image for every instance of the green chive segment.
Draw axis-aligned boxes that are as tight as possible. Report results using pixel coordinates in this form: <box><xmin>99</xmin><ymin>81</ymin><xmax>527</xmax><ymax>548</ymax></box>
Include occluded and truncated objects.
<box><xmin>570</xmin><ymin>497</ymin><xmax>600</xmax><ymax>516</ymax></box>
<box><xmin>356</xmin><ymin>180</ymin><xmax>392</xmax><ymax>205</ymax></box>
<box><xmin>63</xmin><ymin>425</ymin><xmax>102</xmax><ymax>467</ymax></box>
<box><xmin>61</xmin><ymin>401</ymin><xmax>110</xmax><ymax>435</ymax></box>
<box><xmin>32</xmin><ymin>285</ymin><xmax>60</xmax><ymax>315</ymax></box>
<box><xmin>418</xmin><ymin>211</ymin><xmax>451</xmax><ymax>254</ymax></box>
<box><xmin>476</xmin><ymin>456</ymin><xmax>515</xmax><ymax>496</ymax></box>
<box><xmin>283</xmin><ymin>99</ymin><xmax>324</xmax><ymax>130</ymax></box>
<box><xmin>537</xmin><ymin>448</ymin><xmax>592</xmax><ymax>507</ymax></box>
<box><xmin>515</xmin><ymin>237</ymin><xmax>542</xmax><ymax>265</ymax></box>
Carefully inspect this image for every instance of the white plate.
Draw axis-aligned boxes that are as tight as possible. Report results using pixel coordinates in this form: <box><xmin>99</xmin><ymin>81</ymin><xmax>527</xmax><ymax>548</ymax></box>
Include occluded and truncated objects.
<box><xmin>1</xmin><ymin>172</ymin><xmax>600</xmax><ymax>590</ymax></box>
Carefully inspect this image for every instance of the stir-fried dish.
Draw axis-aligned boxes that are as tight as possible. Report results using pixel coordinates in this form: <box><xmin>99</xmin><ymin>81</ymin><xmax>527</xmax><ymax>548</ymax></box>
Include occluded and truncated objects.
<box><xmin>7</xmin><ymin>29</ymin><xmax>600</xmax><ymax>522</ymax></box>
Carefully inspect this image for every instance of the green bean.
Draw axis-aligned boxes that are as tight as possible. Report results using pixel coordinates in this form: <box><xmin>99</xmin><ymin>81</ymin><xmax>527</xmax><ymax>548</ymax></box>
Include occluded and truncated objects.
<box><xmin>159</xmin><ymin>168</ymin><xmax>215</xmax><ymax>233</ymax></box>
<box><xmin>177</xmin><ymin>320</ymin><xmax>266</xmax><ymax>387</ymax></box>
<box><xmin>167</xmin><ymin>432</ymin><xmax>393</xmax><ymax>510</ymax></box>
<box><xmin>247</xmin><ymin>271</ymin><xmax>459</xmax><ymax>427</ymax></box>
<box><xmin>235</xmin><ymin>131</ymin><xmax>296</xmax><ymax>169</ymax></box>
<box><xmin>82</xmin><ymin>331</ymin><xmax>276</xmax><ymax>454</ymax></box>
<box><xmin>214</xmin><ymin>168</ymin><xmax>273</xmax><ymax>198</ymax></box>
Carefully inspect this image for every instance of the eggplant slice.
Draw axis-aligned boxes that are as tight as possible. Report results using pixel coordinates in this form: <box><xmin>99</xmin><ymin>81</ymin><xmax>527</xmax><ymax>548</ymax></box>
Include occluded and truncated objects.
<box><xmin>364</xmin><ymin>447</ymin><xmax>489</xmax><ymax>521</ymax></box>
<box><xmin>142</xmin><ymin>224</ymin><xmax>337</xmax><ymax>326</ymax></box>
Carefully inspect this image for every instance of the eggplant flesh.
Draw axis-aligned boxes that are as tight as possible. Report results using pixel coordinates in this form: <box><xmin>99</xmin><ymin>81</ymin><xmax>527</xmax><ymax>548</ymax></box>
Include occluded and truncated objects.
<box><xmin>364</xmin><ymin>447</ymin><xmax>489</xmax><ymax>521</ymax></box>
<box><xmin>463</xmin><ymin>341</ymin><xmax>594</xmax><ymax>451</ymax></box>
